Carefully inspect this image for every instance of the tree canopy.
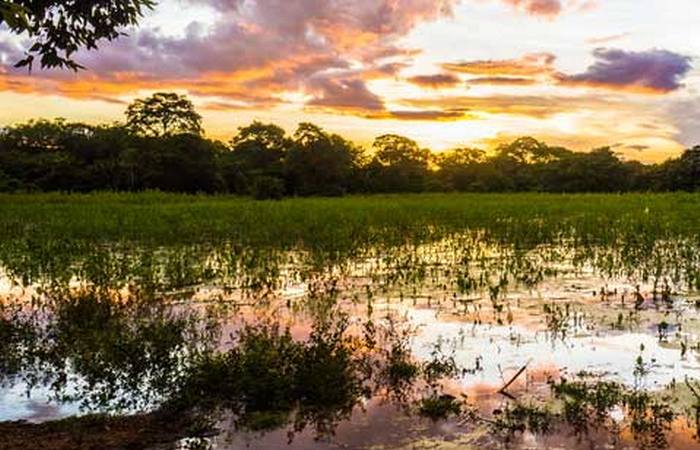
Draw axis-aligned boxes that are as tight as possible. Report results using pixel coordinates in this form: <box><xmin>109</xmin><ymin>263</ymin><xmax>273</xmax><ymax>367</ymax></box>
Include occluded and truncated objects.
<box><xmin>0</xmin><ymin>92</ymin><xmax>698</xmax><ymax>197</ymax></box>
<box><xmin>126</xmin><ymin>93</ymin><xmax>203</xmax><ymax>137</ymax></box>
<box><xmin>0</xmin><ymin>0</ymin><xmax>154</xmax><ymax>70</ymax></box>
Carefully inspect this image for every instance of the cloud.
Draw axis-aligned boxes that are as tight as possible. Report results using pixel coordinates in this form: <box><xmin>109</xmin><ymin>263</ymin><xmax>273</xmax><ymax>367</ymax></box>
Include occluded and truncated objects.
<box><xmin>667</xmin><ymin>99</ymin><xmax>700</xmax><ymax>147</ymax></box>
<box><xmin>498</xmin><ymin>0</ymin><xmax>598</xmax><ymax>17</ymax></box>
<box><xmin>585</xmin><ymin>33</ymin><xmax>631</xmax><ymax>45</ymax></box>
<box><xmin>0</xmin><ymin>0</ymin><xmax>459</xmax><ymax>109</ymax></box>
<box><xmin>443</xmin><ymin>48</ymin><xmax>692</xmax><ymax>95</ymax></box>
<box><xmin>503</xmin><ymin>0</ymin><xmax>562</xmax><ymax>17</ymax></box>
<box><xmin>306</xmin><ymin>77</ymin><xmax>384</xmax><ymax>112</ymax></box>
<box><xmin>466</xmin><ymin>76</ymin><xmax>537</xmax><ymax>86</ymax></box>
<box><xmin>372</xmin><ymin>110</ymin><xmax>471</xmax><ymax>121</ymax></box>
<box><xmin>443</xmin><ymin>53</ymin><xmax>556</xmax><ymax>76</ymax></box>
<box><xmin>406</xmin><ymin>73</ymin><xmax>462</xmax><ymax>88</ymax></box>
<box><xmin>559</xmin><ymin>48</ymin><xmax>693</xmax><ymax>94</ymax></box>
<box><xmin>400</xmin><ymin>93</ymin><xmax>614</xmax><ymax>118</ymax></box>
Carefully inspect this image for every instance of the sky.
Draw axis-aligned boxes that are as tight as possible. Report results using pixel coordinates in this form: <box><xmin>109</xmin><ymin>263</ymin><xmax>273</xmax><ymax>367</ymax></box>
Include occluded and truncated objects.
<box><xmin>0</xmin><ymin>0</ymin><xmax>699</xmax><ymax>163</ymax></box>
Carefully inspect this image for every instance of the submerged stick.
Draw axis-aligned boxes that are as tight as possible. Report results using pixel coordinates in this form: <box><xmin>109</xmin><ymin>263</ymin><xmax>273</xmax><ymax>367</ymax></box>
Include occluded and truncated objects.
<box><xmin>498</xmin><ymin>359</ymin><xmax>532</xmax><ymax>399</ymax></box>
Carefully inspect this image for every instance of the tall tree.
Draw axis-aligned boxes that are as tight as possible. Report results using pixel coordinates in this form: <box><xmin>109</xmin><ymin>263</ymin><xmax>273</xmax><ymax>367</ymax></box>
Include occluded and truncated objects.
<box><xmin>222</xmin><ymin>121</ymin><xmax>290</xmax><ymax>194</ymax></box>
<box><xmin>370</xmin><ymin>134</ymin><xmax>432</xmax><ymax>192</ymax></box>
<box><xmin>435</xmin><ymin>147</ymin><xmax>486</xmax><ymax>191</ymax></box>
<box><xmin>286</xmin><ymin>123</ymin><xmax>360</xmax><ymax>196</ymax></box>
<box><xmin>1</xmin><ymin>0</ymin><xmax>155</xmax><ymax>70</ymax></box>
<box><xmin>125</xmin><ymin>93</ymin><xmax>203</xmax><ymax>137</ymax></box>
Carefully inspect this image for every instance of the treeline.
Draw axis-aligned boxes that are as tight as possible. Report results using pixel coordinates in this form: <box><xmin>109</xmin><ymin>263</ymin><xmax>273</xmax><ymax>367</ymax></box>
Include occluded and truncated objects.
<box><xmin>0</xmin><ymin>93</ymin><xmax>699</xmax><ymax>198</ymax></box>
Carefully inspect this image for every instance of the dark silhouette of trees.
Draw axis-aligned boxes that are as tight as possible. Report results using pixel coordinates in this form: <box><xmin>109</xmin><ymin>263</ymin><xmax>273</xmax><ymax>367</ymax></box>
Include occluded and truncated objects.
<box><xmin>435</xmin><ymin>147</ymin><xmax>486</xmax><ymax>191</ymax></box>
<box><xmin>2</xmin><ymin>92</ymin><xmax>700</xmax><ymax>196</ymax></box>
<box><xmin>126</xmin><ymin>93</ymin><xmax>202</xmax><ymax>137</ymax></box>
<box><xmin>285</xmin><ymin>123</ymin><xmax>360</xmax><ymax>196</ymax></box>
<box><xmin>1</xmin><ymin>0</ymin><xmax>155</xmax><ymax>70</ymax></box>
<box><xmin>368</xmin><ymin>135</ymin><xmax>432</xmax><ymax>192</ymax></box>
<box><xmin>656</xmin><ymin>146</ymin><xmax>700</xmax><ymax>191</ymax></box>
<box><xmin>220</xmin><ymin>121</ymin><xmax>289</xmax><ymax>196</ymax></box>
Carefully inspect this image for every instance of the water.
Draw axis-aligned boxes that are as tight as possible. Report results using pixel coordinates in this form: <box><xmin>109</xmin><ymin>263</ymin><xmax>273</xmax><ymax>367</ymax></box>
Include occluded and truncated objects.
<box><xmin>2</xmin><ymin>235</ymin><xmax>700</xmax><ymax>449</ymax></box>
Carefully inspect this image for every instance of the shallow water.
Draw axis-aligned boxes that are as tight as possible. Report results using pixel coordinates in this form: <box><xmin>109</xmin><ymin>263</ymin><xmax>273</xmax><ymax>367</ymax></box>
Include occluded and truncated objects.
<box><xmin>2</xmin><ymin>234</ymin><xmax>700</xmax><ymax>448</ymax></box>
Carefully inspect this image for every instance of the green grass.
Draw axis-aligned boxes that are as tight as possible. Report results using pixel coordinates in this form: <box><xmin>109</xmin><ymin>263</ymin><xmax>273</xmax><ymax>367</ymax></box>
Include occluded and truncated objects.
<box><xmin>1</xmin><ymin>192</ymin><xmax>699</xmax><ymax>246</ymax></box>
<box><xmin>1</xmin><ymin>192</ymin><xmax>699</xmax><ymax>292</ymax></box>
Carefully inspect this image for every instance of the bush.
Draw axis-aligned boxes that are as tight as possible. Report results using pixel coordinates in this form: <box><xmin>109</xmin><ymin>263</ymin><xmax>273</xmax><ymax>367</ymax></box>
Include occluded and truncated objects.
<box><xmin>250</xmin><ymin>176</ymin><xmax>285</xmax><ymax>200</ymax></box>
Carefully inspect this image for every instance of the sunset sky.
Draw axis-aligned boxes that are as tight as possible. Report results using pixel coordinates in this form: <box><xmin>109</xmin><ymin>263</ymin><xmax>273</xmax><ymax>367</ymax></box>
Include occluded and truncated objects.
<box><xmin>1</xmin><ymin>0</ymin><xmax>698</xmax><ymax>162</ymax></box>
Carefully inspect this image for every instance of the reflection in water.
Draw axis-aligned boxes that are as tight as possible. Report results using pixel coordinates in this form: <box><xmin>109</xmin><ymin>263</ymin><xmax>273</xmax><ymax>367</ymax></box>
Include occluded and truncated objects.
<box><xmin>2</xmin><ymin>229</ymin><xmax>700</xmax><ymax>449</ymax></box>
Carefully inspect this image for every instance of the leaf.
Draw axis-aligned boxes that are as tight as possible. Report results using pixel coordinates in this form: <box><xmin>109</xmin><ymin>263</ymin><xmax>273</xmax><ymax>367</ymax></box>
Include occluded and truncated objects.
<box><xmin>0</xmin><ymin>2</ymin><xmax>31</xmax><ymax>31</ymax></box>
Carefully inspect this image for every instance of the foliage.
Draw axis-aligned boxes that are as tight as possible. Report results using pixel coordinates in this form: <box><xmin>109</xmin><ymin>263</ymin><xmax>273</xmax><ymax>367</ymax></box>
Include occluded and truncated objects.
<box><xmin>0</xmin><ymin>0</ymin><xmax>154</xmax><ymax>70</ymax></box>
<box><xmin>2</xmin><ymin>93</ymin><xmax>700</xmax><ymax>196</ymax></box>
<box><xmin>250</xmin><ymin>176</ymin><xmax>285</xmax><ymax>200</ymax></box>
<box><xmin>126</xmin><ymin>93</ymin><xmax>203</xmax><ymax>137</ymax></box>
<box><xmin>417</xmin><ymin>394</ymin><xmax>463</xmax><ymax>421</ymax></box>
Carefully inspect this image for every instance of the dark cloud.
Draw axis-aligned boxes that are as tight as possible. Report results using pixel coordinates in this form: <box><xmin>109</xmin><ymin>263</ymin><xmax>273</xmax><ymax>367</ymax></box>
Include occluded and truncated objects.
<box><xmin>406</xmin><ymin>73</ymin><xmax>462</xmax><ymax>88</ymax></box>
<box><xmin>559</xmin><ymin>48</ymin><xmax>693</xmax><ymax>93</ymax></box>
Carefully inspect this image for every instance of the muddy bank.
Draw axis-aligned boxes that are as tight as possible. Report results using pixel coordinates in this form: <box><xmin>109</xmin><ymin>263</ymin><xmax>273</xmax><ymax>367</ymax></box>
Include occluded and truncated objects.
<box><xmin>0</xmin><ymin>412</ymin><xmax>207</xmax><ymax>450</ymax></box>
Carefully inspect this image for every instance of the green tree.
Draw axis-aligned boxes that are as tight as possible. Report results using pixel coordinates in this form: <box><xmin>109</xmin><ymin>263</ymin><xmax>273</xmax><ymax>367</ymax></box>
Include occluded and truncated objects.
<box><xmin>126</xmin><ymin>93</ymin><xmax>203</xmax><ymax>137</ymax></box>
<box><xmin>221</xmin><ymin>121</ymin><xmax>290</xmax><ymax>194</ymax></box>
<box><xmin>435</xmin><ymin>147</ymin><xmax>486</xmax><ymax>191</ymax></box>
<box><xmin>369</xmin><ymin>134</ymin><xmax>432</xmax><ymax>192</ymax></box>
<box><xmin>130</xmin><ymin>134</ymin><xmax>223</xmax><ymax>193</ymax></box>
<box><xmin>285</xmin><ymin>123</ymin><xmax>360</xmax><ymax>196</ymax></box>
<box><xmin>542</xmin><ymin>147</ymin><xmax>632</xmax><ymax>192</ymax></box>
<box><xmin>658</xmin><ymin>146</ymin><xmax>700</xmax><ymax>191</ymax></box>
<box><xmin>1</xmin><ymin>0</ymin><xmax>155</xmax><ymax>70</ymax></box>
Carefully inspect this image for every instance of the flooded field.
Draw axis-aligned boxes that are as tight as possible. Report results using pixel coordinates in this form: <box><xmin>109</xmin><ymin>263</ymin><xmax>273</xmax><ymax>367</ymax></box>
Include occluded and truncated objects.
<box><xmin>3</xmin><ymin>193</ymin><xmax>700</xmax><ymax>449</ymax></box>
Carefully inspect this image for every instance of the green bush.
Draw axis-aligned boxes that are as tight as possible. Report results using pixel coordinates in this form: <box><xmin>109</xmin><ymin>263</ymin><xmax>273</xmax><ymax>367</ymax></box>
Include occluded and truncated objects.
<box><xmin>250</xmin><ymin>176</ymin><xmax>285</xmax><ymax>200</ymax></box>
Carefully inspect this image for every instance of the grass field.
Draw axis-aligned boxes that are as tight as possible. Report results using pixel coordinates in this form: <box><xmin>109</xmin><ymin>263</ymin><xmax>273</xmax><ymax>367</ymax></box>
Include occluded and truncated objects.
<box><xmin>2</xmin><ymin>192</ymin><xmax>700</xmax><ymax>245</ymax></box>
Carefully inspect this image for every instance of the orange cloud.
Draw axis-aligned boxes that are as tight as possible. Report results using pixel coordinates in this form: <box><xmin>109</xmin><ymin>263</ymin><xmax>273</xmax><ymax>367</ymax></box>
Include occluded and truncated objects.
<box><xmin>443</xmin><ymin>52</ymin><xmax>556</xmax><ymax>76</ymax></box>
<box><xmin>401</xmin><ymin>94</ymin><xmax>613</xmax><ymax>118</ymax></box>
<box><xmin>369</xmin><ymin>110</ymin><xmax>474</xmax><ymax>121</ymax></box>
<box><xmin>466</xmin><ymin>76</ymin><xmax>538</xmax><ymax>86</ymax></box>
<box><xmin>585</xmin><ymin>32</ymin><xmax>631</xmax><ymax>45</ymax></box>
<box><xmin>0</xmin><ymin>0</ymin><xmax>460</xmax><ymax>113</ymax></box>
<box><xmin>503</xmin><ymin>0</ymin><xmax>562</xmax><ymax>17</ymax></box>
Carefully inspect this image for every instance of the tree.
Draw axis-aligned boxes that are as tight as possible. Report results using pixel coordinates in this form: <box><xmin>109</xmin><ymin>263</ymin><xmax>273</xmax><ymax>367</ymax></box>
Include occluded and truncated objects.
<box><xmin>0</xmin><ymin>119</ymin><xmax>93</xmax><ymax>191</ymax></box>
<box><xmin>285</xmin><ymin>123</ymin><xmax>360</xmax><ymax>196</ymax></box>
<box><xmin>658</xmin><ymin>146</ymin><xmax>700</xmax><ymax>191</ymax></box>
<box><xmin>541</xmin><ymin>147</ymin><xmax>632</xmax><ymax>192</ymax></box>
<box><xmin>128</xmin><ymin>134</ymin><xmax>223</xmax><ymax>193</ymax></box>
<box><xmin>125</xmin><ymin>93</ymin><xmax>203</xmax><ymax>137</ymax></box>
<box><xmin>435</xmin><ymin>147</ymin><xmax>486</xmax><ymax>191</ymax></box>
<box><xmin>221</xmin><ymin>122</ymin><xmax>290</xmax><ymax>193</ymax></box>
<box><xmin>369</xmin><ymin>134</ymin><xmax>432</xmax><ymax>192</ymax></box>
<box><xmin>1</xmin><ymin>0</ymin><xmax>155</xmax><ymax>70</ymax></box>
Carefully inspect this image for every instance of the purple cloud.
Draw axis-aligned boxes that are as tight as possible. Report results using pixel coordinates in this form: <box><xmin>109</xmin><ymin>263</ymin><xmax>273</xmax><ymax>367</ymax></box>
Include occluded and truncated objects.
<box><xmin>0</xmin><ymin>0</ymin><xmax>458</xmax><ymax>109</ymax></box>
<box><xmin>306</xmin><ymin>77</ymin><xmax>384</xmax><ymax>111</ymax></box>
<box><xmin>561</xmin><ymin>48</ymin><xmax>693</xmax><ymax>93</ymax></box>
